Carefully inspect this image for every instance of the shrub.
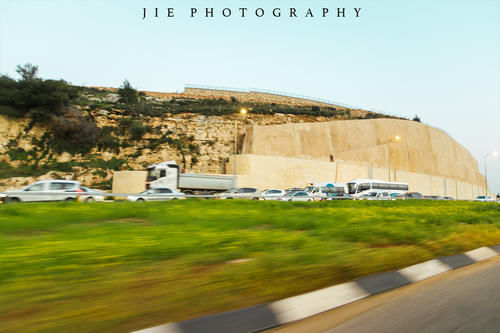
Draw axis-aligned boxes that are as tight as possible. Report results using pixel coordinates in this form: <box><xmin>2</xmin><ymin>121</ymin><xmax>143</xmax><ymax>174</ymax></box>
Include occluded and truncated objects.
<box><xmin>129</xmin><ymin>120</ymin><xmax>147</xmax><ymax>140</ymax></box>
<box><xmin>118</xmin><ymin>79</ymin><xmax>138</xmax><ymax>104</ymax></box>
<box><xmin>49</xmin><ymin>112</ymin><xmax>101</xmax><ymax>154</ymax></box>
<box><xmin>7</xmin><ymin>148</ymin><xmax>29</xmax><ymax>161</ymax></box>
<box><xmin>190</xmin><ymin>156</ymin><xmax>199</xmax><ymax>167</ymax></box>
<box><xmin>98</xmin><ymin>132</ymin><xmax>121</xmax><ymax>153</ymax></box>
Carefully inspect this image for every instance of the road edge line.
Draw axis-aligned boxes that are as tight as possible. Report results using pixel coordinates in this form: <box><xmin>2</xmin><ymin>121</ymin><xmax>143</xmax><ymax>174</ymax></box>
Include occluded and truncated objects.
<box><xmin>132</xmin><ymin>245</ymin><xmax>500</xmax><ymax>333</ymax></box>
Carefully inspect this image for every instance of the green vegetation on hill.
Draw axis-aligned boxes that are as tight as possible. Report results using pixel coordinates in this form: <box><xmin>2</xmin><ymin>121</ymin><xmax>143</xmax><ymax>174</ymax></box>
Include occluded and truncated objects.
<box><xmin>0</xmin><ymin>64</ymin><xmax>81</xmax><ymax>122</ymax></box>
<box><xmin>0</xmin><ymin>200</ymin><xmax>499</xmax><ymax>332</ymax></box>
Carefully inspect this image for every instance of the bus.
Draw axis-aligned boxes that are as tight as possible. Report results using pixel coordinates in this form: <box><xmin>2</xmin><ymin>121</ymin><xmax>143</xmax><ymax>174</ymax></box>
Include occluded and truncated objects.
<box><xmin>305</xmin><ymin>182</ymin><xmax>347</xmax><ymax>200</ymax></box>
<box><xmin>346</xmin><ymin>179</ymin><xmax>409</xmax><ymax>198</ymax></box>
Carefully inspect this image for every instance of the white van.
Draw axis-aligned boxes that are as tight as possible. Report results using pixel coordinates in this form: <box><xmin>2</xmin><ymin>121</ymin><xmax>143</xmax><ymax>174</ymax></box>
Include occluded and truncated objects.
<box><xmin>5</xmin><ymin>180</ymin><xmax>81</xmax><ymax>203</ymax></box>
<box><xmin>304</xmin><ymin>182</ymin><xmax>347</xmax><ymax>200</ymax></box>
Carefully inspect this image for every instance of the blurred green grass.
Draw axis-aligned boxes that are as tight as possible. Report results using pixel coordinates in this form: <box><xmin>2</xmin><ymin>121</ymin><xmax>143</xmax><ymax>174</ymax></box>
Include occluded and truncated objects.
<box><xmin>0</xmin><ymin>200</ymin><xmax>499</xmax><ymax>332</ymax></box>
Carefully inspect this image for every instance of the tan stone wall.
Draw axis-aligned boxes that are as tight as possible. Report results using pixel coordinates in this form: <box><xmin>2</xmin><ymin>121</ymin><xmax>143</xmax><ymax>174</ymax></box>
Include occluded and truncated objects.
<box><xmin>241</xmin><ymin>119</ymin><xmax>485</xmax><ymax>187</ymax></box>
<box><xmin>229</xmin><ymin>154</ymin><xmax>488</xmax><ymax>200</ymax></box>
<box><xmin>112</xmin><ymin>171</ymin><xmax>147</xmax><ymax>194</ymax></box>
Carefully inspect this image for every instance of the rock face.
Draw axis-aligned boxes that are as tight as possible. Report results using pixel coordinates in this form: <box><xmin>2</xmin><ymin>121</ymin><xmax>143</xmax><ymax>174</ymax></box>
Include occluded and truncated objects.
<box><xmin>0</xmin><ymin>111</ymin><xmax>335</xmax><ymax>190</ymax></box>
<box><xmin>240</xmin><ymin>119</ymin><xmax>485</xmax><ymax>185</ymax></box>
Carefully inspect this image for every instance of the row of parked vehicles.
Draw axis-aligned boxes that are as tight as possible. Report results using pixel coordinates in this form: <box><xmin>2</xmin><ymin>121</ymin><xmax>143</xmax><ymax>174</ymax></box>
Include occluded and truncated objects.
<box><xmin>0</xmin><ymin>178</ymin><xmax>497</xmax><ymax>203</ymax></box>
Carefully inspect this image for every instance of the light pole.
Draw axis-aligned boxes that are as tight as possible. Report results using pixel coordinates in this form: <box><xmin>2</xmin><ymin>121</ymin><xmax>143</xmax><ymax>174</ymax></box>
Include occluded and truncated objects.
<box><xmin>387</xmin><ymin>136</ymin><xmax>400</xmax><ymax>182</ymax></box>
<box><xmin>484</xmin><ymin>150</ymin><xmax>498</xmax><ymax>196</ymax></box>
<box><xmin>234</xmin><ymin>108</ymin><xmax>247</xmax><ymax>177</ymax></box>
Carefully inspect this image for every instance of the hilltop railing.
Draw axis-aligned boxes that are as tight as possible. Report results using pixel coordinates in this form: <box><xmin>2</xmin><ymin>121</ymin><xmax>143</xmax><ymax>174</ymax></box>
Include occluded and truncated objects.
<box><xmin>183</xmin><ymin>84</ymin><xmax>462</xmax><ymax>141</ymax></box>
<box><xmin>185</xmin><ymin>84</ymin><xmax>408</xmax><ymax>117</ymax></box>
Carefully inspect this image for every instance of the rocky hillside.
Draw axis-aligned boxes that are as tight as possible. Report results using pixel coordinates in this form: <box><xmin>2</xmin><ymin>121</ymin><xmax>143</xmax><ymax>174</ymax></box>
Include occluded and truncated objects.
<box><xmin>0</xmin><ymin>87</ymin><xmax>399</xmax><ymax>191</ymax></box>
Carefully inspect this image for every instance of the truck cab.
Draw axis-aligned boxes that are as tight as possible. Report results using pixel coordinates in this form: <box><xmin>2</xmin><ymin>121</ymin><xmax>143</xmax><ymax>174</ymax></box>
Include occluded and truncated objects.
<box><xmin>146</xmin><ymin>161</ymin><xmax>180</xmax><ymax>189</ymax></box>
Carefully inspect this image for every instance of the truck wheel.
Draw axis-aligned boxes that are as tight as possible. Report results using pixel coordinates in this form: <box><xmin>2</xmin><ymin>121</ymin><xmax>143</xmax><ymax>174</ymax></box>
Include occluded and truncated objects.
<box><xmin>85</xmin><ymin>197</ymin><xmax>95</xmax><ymax>203</ymax></box>
<box><xmin>8</xmin><ymin>197</ymin><xmax>20</xmax><ymax>203</ymax></box>
<box><xmin>137</xmin><ymin>198</ymin><xmax>145</xmax><ymax>202</ymax></box>
<box><xmin>65</xmin><ymin>198</ymin><xmax>76</xmax><ymax>202</ymax></box>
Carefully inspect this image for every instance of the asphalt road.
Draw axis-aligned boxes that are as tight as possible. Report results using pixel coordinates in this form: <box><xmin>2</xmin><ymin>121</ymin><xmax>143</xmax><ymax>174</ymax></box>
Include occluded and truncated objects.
<box><xmin>267</xmin><ymin>256</ymin><xmax>500</xmax><ymax>333</ymax></box>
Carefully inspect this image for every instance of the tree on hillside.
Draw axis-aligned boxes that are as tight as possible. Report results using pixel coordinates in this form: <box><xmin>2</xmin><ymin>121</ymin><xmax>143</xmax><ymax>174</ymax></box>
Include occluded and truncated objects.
<box><xmin>118</xmin><ymin>79</ymin><xmax>138</xmax><ymax>104</ymax></box>
<box><xmin>412</xmin><ymin>115</ymin><xmax>421</xmax><ymax>122</ymax></box>
<box><xmin>16</xmin><ymin>63</ymin><xmax>39</xmax><ymax>81</ymax></box>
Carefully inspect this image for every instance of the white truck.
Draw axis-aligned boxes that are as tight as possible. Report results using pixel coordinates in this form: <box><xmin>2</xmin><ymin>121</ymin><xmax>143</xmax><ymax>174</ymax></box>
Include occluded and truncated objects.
<box><xmin>146</xmin><ymin>161</ymin><xmax>237</xmax><ymax>194</ymax></box>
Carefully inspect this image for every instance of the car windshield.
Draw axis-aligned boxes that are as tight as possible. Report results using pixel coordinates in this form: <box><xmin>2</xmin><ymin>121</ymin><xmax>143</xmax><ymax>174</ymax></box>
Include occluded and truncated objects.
<box><xmin>347</xmin><ymin>183</ymin><xmax>357</xmax><ymax>194</ymax></box>
<box><xmin>368</xmin><ymin>192</ymin><xmax>378</xmax><ymax>197</ymax></box>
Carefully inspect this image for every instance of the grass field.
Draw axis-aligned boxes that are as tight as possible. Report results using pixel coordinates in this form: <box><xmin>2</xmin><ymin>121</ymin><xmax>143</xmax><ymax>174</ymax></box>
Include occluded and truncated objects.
<box><xmin>0</xmin><ymin>200</ymin><xmax>499</xmax><ymax>332</ymax></box>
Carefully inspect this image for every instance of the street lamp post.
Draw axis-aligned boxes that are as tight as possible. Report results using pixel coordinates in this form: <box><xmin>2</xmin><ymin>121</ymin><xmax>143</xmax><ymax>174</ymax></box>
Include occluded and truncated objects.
<box><xmin>233</xmin><ymin>108</ymin><xmax>247</xmax><ymax>178</ymax></box>
<box><xmin>484</xmin><ymin>150</ymin><xmax>498</xmax><ymax>196</ymax></box>
<box><xmin>387</xmin><ymin>136</ymin><xmax>401</xmax><ymax>182</ymax></box>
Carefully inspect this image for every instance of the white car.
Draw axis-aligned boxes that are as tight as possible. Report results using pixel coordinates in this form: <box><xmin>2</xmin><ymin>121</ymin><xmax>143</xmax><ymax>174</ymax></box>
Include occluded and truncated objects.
<box><xmin>473</xmin><ymin>196</ymin><xmax>494</xmax><ymax>202</ymax></box>
<box><xmin>127</xmin><ymin>187</ymin><xmax>185</xmax><ymax>202</ymax></box>
<box><xmin>278</xmin><ymin>191</ymin><xmax>313</xmax><ymax>202</ymax></box>
<box><xmin>259</xmin><ymin>189</ymin><xmax>286</xmax><ymax>200</ymax></box>
<box><xmin>5</xmin><ymin>180</ymin><xmax>80</xmax><ymax>203</ymax></box>
<box><xmin>78</xmin><ymin>186</ymin><xmax>106</xmax><ymax>202</ymax></box>
<box><xmin>361</xmin><ymin>191</ymin><xmax>391</xmax><ymax>200</ymax></box>
<box><xmin>0</xmin><ymin>193</ymin><xmax>6</xmax><ymax>204</ymax></box>
<box><xmin>215</xmin><ymin>187</ymin><xmax>260</xmax><ymax>199</ymax></box>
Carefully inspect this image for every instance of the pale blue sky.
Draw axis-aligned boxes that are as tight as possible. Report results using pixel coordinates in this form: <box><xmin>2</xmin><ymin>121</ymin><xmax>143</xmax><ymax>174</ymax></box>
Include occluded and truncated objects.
<box><xmin>1</xmin><ymin>0</ymin><xmax>499</xmax><ymax>193</ymax></box>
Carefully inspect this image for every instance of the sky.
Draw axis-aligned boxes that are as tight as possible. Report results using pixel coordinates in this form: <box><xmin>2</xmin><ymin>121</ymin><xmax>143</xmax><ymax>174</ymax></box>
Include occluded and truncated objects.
<box><xmin>1</xmin><ymin>0</ymin><xmax>499</xmax><ymax>194</ymax></box>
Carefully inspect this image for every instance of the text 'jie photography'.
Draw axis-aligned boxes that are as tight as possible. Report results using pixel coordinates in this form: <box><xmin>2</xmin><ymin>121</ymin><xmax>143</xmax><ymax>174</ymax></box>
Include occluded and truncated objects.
<box><xmin>142</xmin><ymin>7</ymin><xmax>363</xmax><ymax>20</ymax></box>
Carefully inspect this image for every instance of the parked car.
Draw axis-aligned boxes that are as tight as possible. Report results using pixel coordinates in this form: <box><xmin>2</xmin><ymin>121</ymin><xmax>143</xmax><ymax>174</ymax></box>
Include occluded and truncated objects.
<box><xmin>0</xmin><ymin>193</ymin><xmax>6</xmax><ymax>204</ymax></box>
<box><xmin>215</xmin><ymin>187</ymin><xmax>260</xmax><ymax>199</ymax></box>
<box><xmin>443</xmin><ymin>196</ymin><xmax>455</xmax><ymax>201</ymax></box>
<box><xmin>259</xmin><ymin>189</ymin><xmax>286</xmax><ymax>200</ymax></box>
<box><xmin>424</xmin><ymin>195</ymin><xmax>443</xmax><ymax>200</ymax></box>
<box><xmin>78</xmin><ymin>186</ymin><xmax>106</xmax><ymax>202</ymax></box>
<box><xmin>360</xmin><ymin>191</ymin><xmax>391</xmax><ymax>200</ymax></box>
<box><xmin>278</xmin><ymin>191</ymin><xmax>313</xmax><ymax>202</ymax></box>
<box><xmin>127</xmin><ymin>187</ymin><xmax>186</xmax><ymax>202</ymax></box>
<box><xmin>394</xmin><ymin>192</ymin><xmax>423</xmax><ymax>200</ymax></box>
<box><xmin>473</xmin><ymin>196</ymin><xmax>494</xmax><ymax>202</ymax></box>
<box><xmin>285</xmin><ymin>188</ymin><xmax>304</xmax><ymax>194</ymax></box>
<box><xmin>5</xmin><ymin>180</ymin><xmax>80</xmax><ymax>203</ymax></box>
<box><xmin>357</xmin><ymin>191</ymin><xmax>389</xmax><ymax>200</ymax></box>
<box><xmin>323</xmin><ymin>192</ymin><xmax>353</xmax><ymax>200</ymax></box>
